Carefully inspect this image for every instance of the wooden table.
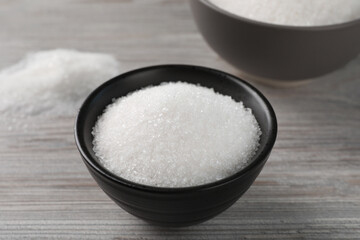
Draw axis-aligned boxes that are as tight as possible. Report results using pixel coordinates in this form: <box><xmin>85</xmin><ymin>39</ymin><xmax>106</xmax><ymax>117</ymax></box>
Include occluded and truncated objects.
<box><xmin>1</xmin><ymin>1</ymin><xmax>359</xmax><ymax>239</ymax></box>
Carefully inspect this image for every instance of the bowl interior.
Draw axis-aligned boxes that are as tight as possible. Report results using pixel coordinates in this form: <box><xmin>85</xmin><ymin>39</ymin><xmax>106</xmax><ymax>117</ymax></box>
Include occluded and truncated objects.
<box><xmin>75</xmin><ymin>65</ymin><xmax>277</xmax><ymax>190</ymax></box>
<box><xmin>202</xmin><ymin>0</ymin><xmax>360</xmax><ymax>29</ymax></box>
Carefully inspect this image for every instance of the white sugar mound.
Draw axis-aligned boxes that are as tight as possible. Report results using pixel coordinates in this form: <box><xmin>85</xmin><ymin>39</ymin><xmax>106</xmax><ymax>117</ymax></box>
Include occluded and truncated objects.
<box><xmin>92</xmin><ymin>82</ymin><xmax>262</xmax><ymax>188</ymax></box>
<box><xmin>209</xmin><ymin>0</ymin><xmax>360</xmax><ymax>26</ymax></box>
<box><xmin>0</xmin><ymin>49</ymin><xmax>121</xmax><ymax>117</ymax></box>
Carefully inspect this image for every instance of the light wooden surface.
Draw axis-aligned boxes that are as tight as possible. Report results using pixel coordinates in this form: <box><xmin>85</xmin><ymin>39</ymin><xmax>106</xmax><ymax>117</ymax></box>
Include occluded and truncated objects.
<box><xmin>1</xmin><ymin>0</ymin><xmax>360</xmax><ymax>239</ymax></box>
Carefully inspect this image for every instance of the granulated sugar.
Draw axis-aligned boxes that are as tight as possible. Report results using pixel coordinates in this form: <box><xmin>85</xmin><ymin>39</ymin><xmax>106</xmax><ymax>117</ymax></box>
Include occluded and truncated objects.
<box><xmin>208</xmin><ymin>0</ymin><xmax>360</xmax><ymax>26</ymax></box>
<box><xmin>92</xmin><ymin>82</ymin><xmax>261</xmax><ymax>187</ymax></box>
<box><xmin>0</xmin><ymin>49</ymin><xmax>121</xmax><ymax>117</ymax></box>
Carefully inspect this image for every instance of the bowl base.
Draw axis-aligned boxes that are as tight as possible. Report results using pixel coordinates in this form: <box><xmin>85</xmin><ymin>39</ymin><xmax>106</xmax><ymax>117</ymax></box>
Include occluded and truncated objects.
<box><xmin>114</xmin><ymin>195</ymin><xmax>241</xmax><ymax>227</ymax></box>
<box><xmin>234</xmin><ymin>68</ymin><xmax>312</xmax><ymax>88</ymax></box>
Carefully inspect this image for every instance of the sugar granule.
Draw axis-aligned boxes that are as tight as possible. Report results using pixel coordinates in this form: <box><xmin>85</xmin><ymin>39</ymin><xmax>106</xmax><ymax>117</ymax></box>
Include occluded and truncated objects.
<box><xmin>208</xmin><ymin>0</ymin><xmax>360</xmax><ymax>26</ymax></box>
<box><xmin>92</xmin><ymin>82</ymin><xmax>262</xmax><ymax>188</ymax></box>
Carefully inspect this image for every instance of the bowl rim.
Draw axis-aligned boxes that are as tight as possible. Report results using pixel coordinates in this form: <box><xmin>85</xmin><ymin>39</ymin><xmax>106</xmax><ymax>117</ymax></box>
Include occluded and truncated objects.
<box><xmin>200</xmin><ymin>0</ymin><xmax>360</xmax><ymax>30</ymax></box>
<box><xmin>74</xmin><ymin>64</ymin><xmax>277</xmax><ymax>193</ymax></box>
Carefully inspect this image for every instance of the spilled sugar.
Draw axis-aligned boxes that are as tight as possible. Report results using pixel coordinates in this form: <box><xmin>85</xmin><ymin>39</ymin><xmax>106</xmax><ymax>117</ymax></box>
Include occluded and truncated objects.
<box><xmin>208</xmin><ymin>0</ymin><xmax>360</xmax><ymax>26</ymax></box>
<box><xmin>92</xmin><ymin>82</ymin><xmax>262</xmax><ymax>188</ymax></box>
<box><xmin>0</xmin><ymin>49</ymin><xmax>121</xmax><ymax>118</ymax></box>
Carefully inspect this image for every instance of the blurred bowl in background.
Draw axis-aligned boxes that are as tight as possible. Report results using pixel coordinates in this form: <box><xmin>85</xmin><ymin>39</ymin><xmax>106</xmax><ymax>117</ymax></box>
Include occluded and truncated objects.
<box><xmin>190</xmin><ymin>0</ymin><xmax>360</xmax><ymax>82</ymax></box>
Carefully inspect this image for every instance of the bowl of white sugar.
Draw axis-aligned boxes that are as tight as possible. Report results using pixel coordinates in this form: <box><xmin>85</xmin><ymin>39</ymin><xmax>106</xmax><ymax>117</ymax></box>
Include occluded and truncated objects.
<box><xmin>190</xmin><ymin>0</ymin><xmax>360</xmax><ymax>82</ymax></box>
<box><xmin>75</xmin><ymin>65</ymin><xmax>277</xmax><ymax>227</ymax></box>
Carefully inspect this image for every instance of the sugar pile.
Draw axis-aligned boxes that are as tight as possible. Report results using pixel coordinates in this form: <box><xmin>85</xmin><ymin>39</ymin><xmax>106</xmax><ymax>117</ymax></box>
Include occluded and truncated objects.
<box><xmin>0</xmin><ymin>49</ymin><xmax>121</xmax><ymax>117</ymax></box>
<box><xmin>208</xmin><ymin>0</ymin><xmax>360</xmax><ymax>26</ymax></box>
<box><xmin>92</xmin><ymin>82</ymin><xmax>261</xmax><ymax>188</ymax></box>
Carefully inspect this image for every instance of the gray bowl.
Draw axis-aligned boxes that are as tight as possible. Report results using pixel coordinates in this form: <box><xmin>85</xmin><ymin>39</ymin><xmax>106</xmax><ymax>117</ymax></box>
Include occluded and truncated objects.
<box><xmin>190</xmin><ymin>0</ymin><xmax>360</xmax><ymax>81</ymax></box>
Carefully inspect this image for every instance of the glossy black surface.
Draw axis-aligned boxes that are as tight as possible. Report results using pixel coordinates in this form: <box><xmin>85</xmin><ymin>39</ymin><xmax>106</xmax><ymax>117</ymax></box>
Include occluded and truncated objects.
<box><xmin>75</xmin><ymin>65</ymin><xmax>277</xmax><ymax>227</ymax></box>
<box><xmin>190</xmin><ymin>0</ymin><xmax>360</xmax><ymax>81</ymax></box>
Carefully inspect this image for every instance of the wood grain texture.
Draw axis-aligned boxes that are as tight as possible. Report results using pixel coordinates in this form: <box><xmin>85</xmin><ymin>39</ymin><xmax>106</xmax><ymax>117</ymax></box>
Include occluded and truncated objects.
<box><xmin>0</xmin><ymin>0</ymin><xmax>359</xmax><ymax>239</ymax></box>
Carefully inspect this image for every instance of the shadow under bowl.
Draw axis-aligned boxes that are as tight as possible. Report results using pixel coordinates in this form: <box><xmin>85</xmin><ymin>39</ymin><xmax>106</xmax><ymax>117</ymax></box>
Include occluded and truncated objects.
<box><xmin>190</xmin><ymin>0</ymin><xmax>360</xmax><ymax>81</ymax></box>
<box><xmin>74</xmin><ymin>64</ymin><xmax>277</xmax><ymax>227</ymax></box>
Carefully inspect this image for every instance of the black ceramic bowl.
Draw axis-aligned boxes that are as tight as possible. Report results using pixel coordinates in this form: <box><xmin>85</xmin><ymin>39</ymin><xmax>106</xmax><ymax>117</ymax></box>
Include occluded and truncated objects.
<box><xmin>75</xmin><ymin>65</ymin><xmax>277</xmax><ymax>227</ymax></box>
<box><xmin>190</xmin><ymin>0</ymin><xmax>360</xmax><ymax>81</ymax></box>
